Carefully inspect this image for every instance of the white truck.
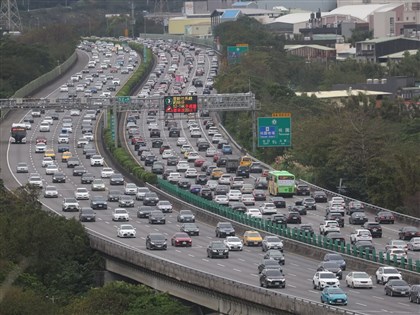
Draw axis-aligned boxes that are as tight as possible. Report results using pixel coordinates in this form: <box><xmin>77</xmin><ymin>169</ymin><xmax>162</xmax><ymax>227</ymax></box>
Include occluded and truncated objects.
<box><xmin>319</xmin><ymin>220</ymin><xmax>341</xmax><ymax>235</ymax></box>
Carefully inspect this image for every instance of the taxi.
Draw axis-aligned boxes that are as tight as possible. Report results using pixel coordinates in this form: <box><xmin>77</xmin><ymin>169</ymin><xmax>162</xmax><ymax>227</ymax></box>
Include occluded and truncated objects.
<box><xmin>210</xmin><ymin>168</ymin><xmax>224</xmax><ymax>179</ymax></box>
<box><xmin>243</xmin><ymin>230</ymin><xmax>263</xmax><ymax>246</ymax></box>
<box><xmin>44</xmin><ymin>149</ymin><xmax>56</xmax><ymax>160</ymax></box>
<box><xmin>240</xmin><ymin>156</ymin><xmax>253</xmax><ymax>167</ymax></box>
<box><xmin>61</xmin><ymin>151</ymin><xmax>72</xmax><ymax>163</ymax></box>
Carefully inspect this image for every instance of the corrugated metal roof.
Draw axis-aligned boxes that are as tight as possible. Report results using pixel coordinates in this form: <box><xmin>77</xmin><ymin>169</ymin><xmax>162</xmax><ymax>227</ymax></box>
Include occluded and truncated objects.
<box><xmin>296</xmin><ymin>89</ymin><xmax>392</xmax><ymax>99</ymax></box>
<box><xmin>221</xmin><ymin>10</ymin><xmax>241</xmax><ymax>19</ymax></box>
<box><xmin>269</xmin><ymin>12</ymin><xmax>312</xmax><ymax>24</ymax></box>
<box><xmin>285</xmin><ymin>44</ymin><xmax>335</xmax><ymax>51</ymax></box>
<box><xmin>324</xmin><ymin>4</ymin><xmax>402</xmax><ymax>22</ymax></box>
<box><xmin>380</xmin><ymin>50</ymin><xmax>419</xmax><ymax>59</ymax></box>
<box><xmin>359</xmin><ymin>36</ymin><xmax>420</xmax><ymax>44</ymax></box>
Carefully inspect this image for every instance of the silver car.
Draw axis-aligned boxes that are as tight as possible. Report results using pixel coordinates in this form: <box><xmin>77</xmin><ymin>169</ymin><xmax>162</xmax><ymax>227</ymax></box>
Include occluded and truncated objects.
<box><xmin>44</xmin><ymin>185</ymin><xmax>58</xmax><ymax>198</ymax></box>
<box><xmin>16</xmin><ymin>162</ymin><xmax>29</xmax><ymax>173</ymax></box>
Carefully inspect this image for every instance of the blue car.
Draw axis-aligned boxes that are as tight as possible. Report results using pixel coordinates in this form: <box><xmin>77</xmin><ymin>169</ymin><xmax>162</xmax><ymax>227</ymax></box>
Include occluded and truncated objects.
<box><xmin>189</xmin><ymin>184</ymin><xmax>202</xmax><ymax>195</ymax></box>
<box><xmin>222</xmin><ymin>144</ymin><xmax>232</xmax><ymax>155</ymax></box>
<box><xmin>321</xmin><ymin>286</ymin><xmax>348</xmax><ymax>305</ymax></box>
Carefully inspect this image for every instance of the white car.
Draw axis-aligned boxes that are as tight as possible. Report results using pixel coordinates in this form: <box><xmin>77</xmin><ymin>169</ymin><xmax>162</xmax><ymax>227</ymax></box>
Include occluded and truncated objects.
<box><xmin>58</xmin><ymin>134</ymin><xmax>69</xmax><ymax>144</ymax></box>
<box><xmin>180</xmin><ymin>144</ymin><xmax>192</xmax><ymax>154</ymax></box>
<box><xmin>350</xmin><ymin>229</ymin><xmax>372</xmax><ymax>244</ymax></box>
<box><xmin>77</xmin><ymin>138</ymin><xmax>89</xmax><ymax>148</ymax></box>
<box><xmin>44</xmin><ymin>185</ymin><xmax>58</xmax><ymax>198</ymax></box>
<box><xmin>186</xmin><ymin>152</ymin><xmax>200</xmax><ymax>162</ymax></box>
<box><xmin>74</xmin><ymin>187</ymin><xmax>90</xmax><ymax>200</ymax></box>
<box><xmin>157</xmin><ymin>200</ymin><xmax>173</xmax><ymax>213</ymax></box>
<box><xmin>124</xmin><ymin>183</ymin><xmax>138</xmax><ymax>195</ymax></box>
<box><xmin>62</xmin><ymin>123</ymin><xmax>73</xmax><ymax>133</ymax></box>
<box><xmin>345</xmin><ymin>272</ymin><xmax>373</xmax><ymax>289</ymax></box>
<box><xmin>90</xmin><ymin>155</ymin><xmax>104</xmax><ymax>166</ymax></box>
<box><xmin>43</xmin><ymin>116</ymin><xmax>53</xmax><ymax>125</ymax></box>
<box><xmin>45</xmin><ymin>164</ymin><xmax>59</xmax><ymax>175</ymax></box>
<box><xmin>60</xmin><ymin>85</ymin><xmax>69</xmax><ymax>92</ymax></box>
<box><xmin>28</xmin><ymin>175</ymin><xmax>43</xmax><ymax>187</ymax></box>
<box><xmin>135</xmin><ymin>187</ymin><xmax>150</xmax><ymax>200</ymax></box>
<box><xmin>35</xmin><ymin>143</ymin><xmax>47</xmax><ymax>153</ymax></box>
<box><xmin>206</xmin><ymin>147</ymin><xmax>217</xmax><ymax>157</ymax></box>
<box><xmin>408</xmin><ymin>237</ymin><xmax>420</xmax><ymax>251</ymax></box>
<box><xmin>184</xmin><ymin>168</ymin><xmax>198</xmax><ymax>178</ymax></box>
<box><xmin>224</xmin><ymin>236</ymin><xmax>243</xmax><ymax>251</ymax></box>
<box><xmin>176</xmin><ymin>137</ymin><xmax>187</xmax><ymax>146</ymax></box>
<box><xmin>39</xmin><ymin>122</ymin><xmax>50</xmax><ymax>132</ymax></box>
<box><xmin>245</xmin><ymin>208</ymin><xmax>262</xmax><ymax>219</ymax></box>
<box><xmin>386</xmin><ymin>248</ymin><xmax>408</xmax><ymax>262</ymax></box>
<box><xmin>218</xmin><ymin>174</ymin><xmax>231</xmax><ymax>185</ymax></box>
<box><xmin>70</xmin><ymin>109</ymin><xmax>80</xmax><ymax>116</ymax></box>
<box><xmin>191</xmin><ymin>129</ymin><xmax>202</xmax><ymax>138</ymax></box>
<box><xmin>259</xmin><ymin>202</ymin><xmax>277</xmax><ymax>215</ymax></box>
<box><xmin>101</xmin><ymin>167</ymin><xmax>114</xmax><ymax>178</ymax></box>
<box><xmin>241</xmin><ymin>194</ymin><xmax>255</xmax><ymax>206</ymax></box>
<box><xmin>112</xmin><ymin>208</ymin><xmax>130</xmax><ymax>221</ymax></box>
<box><xmin>215</xmin><ymin>194</ymin><xmax>229</xmax><ymax>205</ymax></box>
<box><xmin>162</xmin><ymin>150</ymin><xmax>174</xmax><ymax>159</ymax></box>
<box><xmin>117</xmin><ymin>224</ymin><xmax>136</xmax><ymax>238</ymax></box>
<box><xmin>168</xmin><ymin>172</ymin><xmax>182</xmax><ymax>183</ymax></box>
<box><xmin>313</xmin><ymin>271</ymin><xmax>340</xmax><ymax>290</ymax></box>
<box><xmin>176</xmin><ymin>161</ymin><xmax>189</xmax><ymax>172</ymax></box>
<box><xmin>76</xmin><ymin>84</ymin><xmax>84</xmax><ymax>92</ymax></box>
<box><xmin>375</xmin><ymin>266</ymin><xmax>402</xmax><ymax>284</ymax></box>
<box><xmin>227</xmin><ymin>189</ymin><xmax>242</xmax><ymax>201</ymax></box>
<box><xmin>83</xmin><ymin>133</ymin><xmax>94</xmax><ymax>141</ymax></box>
<box><xmin>212</xmin><ymin>133</ymin><xmax>223</xmax><ymax>143</ymax></box>
<box><xmin>42</xmin><ymin>157</ymin><xmax>54</xmax><ymax>167</ymax></box>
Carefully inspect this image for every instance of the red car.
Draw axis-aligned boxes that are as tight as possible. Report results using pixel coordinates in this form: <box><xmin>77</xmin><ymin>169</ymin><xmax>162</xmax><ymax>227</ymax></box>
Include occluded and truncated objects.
<box><xmin>375</xmin><ymin>211</ymin><xmax>395</xmax><ymax>224</ymax></box>
<box><xmin>131</xmin><ymin>136</ymin><xmax>143</xmax><ymax>145</ymax></box>
<box><xmin>160</xmin><ymin>145</ymin><xmax>171</xmax><ymax>155</ymax></box>
<box><xmin>398</xmin><ymin>227</ymin><xmax>420</xmax><ymax>240</ymax></box>
<box><xmin>194</xmin><ymin>157</ymin><xmax>206</xmax><ymax>167</ymax></box>
<box><xmin>213</xmin><ymin>151</ymin><xmax>222</xmax><ymax>162</ymax></box>
<box><xmin>171</xmin><ymin>232</ymin><xmax>192</xmax><ymax>247</ymax></box>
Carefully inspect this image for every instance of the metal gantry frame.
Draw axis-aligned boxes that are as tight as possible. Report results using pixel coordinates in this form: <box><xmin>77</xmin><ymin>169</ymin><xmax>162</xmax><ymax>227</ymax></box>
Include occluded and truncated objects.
<box><xmin>0</xmin><ymin>0</ymin><xmax>22</xmax><ymax>32</ymax></box>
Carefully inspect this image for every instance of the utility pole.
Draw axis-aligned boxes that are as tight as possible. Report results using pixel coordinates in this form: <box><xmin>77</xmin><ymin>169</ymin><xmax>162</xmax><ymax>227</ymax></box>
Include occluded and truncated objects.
<box><xmin>130</xmin><ymin>1</ymin><xmax>135</xmax><ymax>39</ymax></box>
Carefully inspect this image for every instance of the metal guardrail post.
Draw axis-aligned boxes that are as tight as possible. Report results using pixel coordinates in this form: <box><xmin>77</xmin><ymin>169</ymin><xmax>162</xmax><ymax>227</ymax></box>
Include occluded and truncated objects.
<box><xmin>379</xmin><ymin>251</ymin><xmax>384</xmax><ymax>264</ymax></box>
<box><xmin>416</xmin><ymin>260</ymin><xmax>420</xmax><ymax>273</ymax></box>
<box><xmin>400</xmin><ymin>257</ymin><xmax>406</xmax><ymax>270</ymax></box>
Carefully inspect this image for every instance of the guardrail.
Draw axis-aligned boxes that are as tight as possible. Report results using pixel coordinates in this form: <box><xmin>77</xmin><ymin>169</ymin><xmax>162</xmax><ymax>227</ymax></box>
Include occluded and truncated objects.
<box><xmin>216</xmin><ymin>117</ymin><xmax>419</xmax><ymax>228</ymax></box>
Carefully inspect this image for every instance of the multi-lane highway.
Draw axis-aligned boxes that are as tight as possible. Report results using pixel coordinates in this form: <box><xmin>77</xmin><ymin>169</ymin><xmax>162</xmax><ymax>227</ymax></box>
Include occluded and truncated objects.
<box><xmin>1</xmin><ymin>39</ymin><xmax>419</xmax><ymax>315</ymax></box>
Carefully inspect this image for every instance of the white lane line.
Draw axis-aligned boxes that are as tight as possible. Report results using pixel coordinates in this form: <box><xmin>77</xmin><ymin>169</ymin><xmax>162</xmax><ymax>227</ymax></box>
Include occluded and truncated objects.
<box><xmin>288</xmin><ymin>273</ymin><xmax>297</xmax><ymax>277</ymax></box>
<box><xmin>397</xmin><ymin>303</ymin><xmax>410</xmax><ymax>307</ymax></box>
<box><xmin>233</xmin><ymin>269</ymin><xmax>241</xmax><ymax>272</ymax></box>
<box><xmin>217</xmin><ymin>263</ymin><xmax>225</xmax><ymax>267</ymax></box>
<box><xmin>350</xmin><ymin>290</ymin><xmax>360</xmax><ymax>294</ymax></box>
<box><xmin>206</xmin><ymin>236</ymin><xmax>212</xmax><ymax>239</ymax></box>
<box><xmin>176</xmin><ymin>250</ymin><xmax>181</xmax><ymax>253</ymax></box>
<box><xmin>356</xmin><ymin>303</ymin><xmax>367</xmax><ymax>307</ymax></box>
<box><xmin>238</xmin><ymin>258</ymin><xmax>245</xmax><ymax>262</ymax></box>
<box><xmin>250</xmin><ymin>274</ymin><xmax>258</xmax><ymax>277</ymax></box>
<box><xmin>105</xmin><ymin>221</ymin><xmax>109</xmax><ymax>224</ymax></box>
<box><xmin>308</xmin><ymin>290</ymin><xmax>318</xmax><ymax>294</ymax></box>
<box><xmin>202</xmin><ymin>259</ymin><xmax>209</xmax><ymax>262</ymax></box>
<box><xmin>372</xmin><ymin>296</ymin><xmax>384</xmax><ymax>300</ymax></box>
<box><xmin>290</xmin><ymin>263</ymin><xmax>300</xmax><ymax>267</ymax></box>
<box><xmin>188</xmin><ymin>254</ymin><xmax>194</xmax><ymax>258</ymax></box>
<box><xmin>288</xmin><ymin>284</ymin><xmax>297</xmax><ymax>288</ymax></box>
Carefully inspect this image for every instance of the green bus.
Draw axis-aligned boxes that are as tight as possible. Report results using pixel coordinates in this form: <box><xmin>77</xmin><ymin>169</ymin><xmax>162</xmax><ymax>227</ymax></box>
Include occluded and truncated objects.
<box><xmin>267</xmin><ymin>170</ymin><xmax>295</xmax><ymax>197</ymax></box>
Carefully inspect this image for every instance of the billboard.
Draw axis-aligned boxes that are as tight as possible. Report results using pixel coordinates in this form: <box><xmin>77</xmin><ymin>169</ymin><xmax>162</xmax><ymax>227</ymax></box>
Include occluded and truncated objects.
<box><xmin>227</xmin><ymin>44</ymin><xmax>249</xmax><ymax>65</ymax></box>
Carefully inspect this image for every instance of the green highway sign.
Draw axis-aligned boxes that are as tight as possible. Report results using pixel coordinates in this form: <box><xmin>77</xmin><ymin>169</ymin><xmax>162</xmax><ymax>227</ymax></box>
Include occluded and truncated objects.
<box><xmin>257</xmin><ymin>116</ymin><xmax>291</xmax><ymax>147</ymax></box>
<box><xmin>117</xmin><ymin>96</ymin><xmax>131</xmax><ymax>104</ymax></box>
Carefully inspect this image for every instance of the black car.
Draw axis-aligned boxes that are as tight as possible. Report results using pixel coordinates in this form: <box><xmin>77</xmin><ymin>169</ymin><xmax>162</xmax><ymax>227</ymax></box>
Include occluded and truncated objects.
<box><xmin>294</xmin><ymin>224</ymin><xmax>315</xmax><ymax>236</ymax></box>
<box><xmin>215</xmin><ymin>222</ymin><xmax>235</xmax><ymax>237</ymax></box>
<box><xmin>195</xmin><ymin>174</ymin><xmax>208</xmax><ymax>185</ymax></box>
<box><xmin>254</xmin><ymin>177</ymin><xmax>268</xmax><ymax>190</ymax></box>
<box><xmin>267</xmin><ymin>214</ymin><xmax>288</xmax><ymax>227</ymax></box>
<box><xmin>119</xmin><ymin>195</ymin><xmax>135</xmax><ymax>208</ymax></box>
<box><xmin>137</xmin><ymin>206</ymin><xmax>154</xmax><ymax>218</ymax></box>
<box><xmin>230</xmin><ymin>202</ymin><xmax>247</xmax><ymax>212</ymax></box>
<box><xmin>270</xmin><ymin>197</ymin><xmax>286</xmax><ymax>208</ymax></box>
<box><xmin>151</xmin><ymin>139</ymin><xmax>163</xmax><ymax>148</ymax></box>
<box><xmin>148</xmin><ymin>210</ymin><xmax>166</xmax><ymax>224</ymax></box>
<box><xmin>325</xmin><ymin>232</ymin><xmax>346</xmax><ymax>246</ymax></box>
<box><xmin>107</xmin><ymin>190</ymin><xmax>121</xmax><ymax>202</ymax></box>
<box><xmin>177</xmin><ymin>179</ymin><xmax>191</xmax><ymax>189</ymax></box>
<box><xmin>296</xmin><ymin>184</ymin><xmax>310</xmax><ymax>196</ymax></box>
<box><xmin>197</xmin><ymin>141</ymin><xmax>210</xmax><ymax>151</ymax></box>
<box><xmin>215</xmin><ymin>185</ymin><xmax>229</xmax><ymax>195</ymax></box>
<box><xmin>146</xmin><ymin>233</ymin><xmax>167</xmax><ymax>250</ymax></box>
<box><xmin>207</xmin><ymin>241</ymin><xmax>229</xmax><ymax>259</ymax></box>
<box><xmin>285</xmin><ymin>211</ymin><xmax>301</xmax><ymax>224</ymax></box>
<box><xmin>362</xmin><ymin>222</ymin><xmax>383</xmax><ymax>238</ymax></box>
<box><xmin>312</xmin><ymin>190</ymin><xmax>327</xmax><ymax>202</ymax></box>
<box><xmin>90</xmin><ymin>195</ymin><xmax>108</xmax><ymax>210</ymax></box>
<box><xmin>151</xmin><ymin>162</ymin><xmax>164</xmax><ymax>174</ymax></box>
<box><xmin>353</xmin><ymin>240</ymin><xmax>375</xmax><ymax>254</ymax></box>
<box><xmin>145</xmin><ymin>155</ymin><xmax>157</xmax><ymax>166</ymax></box>
<box><xmin>289</xmin><ymin>205</ymin><xmax>307</xmax><ymax>215</ymax></box>
<box><xmin>375</xmin><ymin>210</ymin><xmax>395</xmax><ymax>224</ymax></box>
<box><xmin>384</xmin><ymin>279</ymin><xmax>410</xmax><ymax>296</ymax></box>
<box><xmin>57</xmin><ymin>144</ymin><xmax>70</xmax><ymax>153</ymax></box>
<box><xmin>143</xmin><ymin>192</ymin><xmax>159</xmax><ymax>206</ymax></box>
<box><xmin>249</xmin><ymin>162</ymin><xmax>263</xmax><ymax>173</ymax></box>
<box><xmin>180</xmin><ymin>223</ymin><xmax>200</xmax><ymax>236</ymax></box>
<box><xmin>325</xmin><ymin>212</ymin><xmax>344</xmax><ymax>228</ymax></box>
<box><xmin>169</xmin><ymin>127</ymin><xmax>180</xmax><ymax>137</ymax></box>
<box><xmin>302</xmin><ymin>197</ymin><xmax>317</xmax><ymax>210</ymax></box>
<box><xmin>150</xmin><ymin>129</ymin><xmax>160</xmax><ymax>138</ymax></box>
<box><xmin>162</xmin><ymin>168</ymin><xmax>175</xmax><ymax>180</ymax></box>
<box><xmin>166</xmin><ymin>156</ymin><xmax>179</xmax><ymax>166</ymax></box>
<box><xmin>200</xmin><ymin>187</ymin><xmax>213</xmax><ymax>200</ymax></box>
<box><xmin>81</xmin><ymin>172</ymin><xmax>94</xmax><ymax>184</ymax></box>
<box><xmin>260</xmin><ymin>269</ymin><xmax>286</xmax><ymax>288</ymax></box>
<box><xmin>216</xmin><ymin>157</ymin><xmax>228</xmax><ymax>167</ymax></box>
<box><xmin>177</xmin><ymin>210</ymin><xmax>195</xmax><ymax>223</ymax></box>
<box><xmin>263</xmin><ymin>250</ymin><xmax>285</xmax><ymax>265</ymax></box>
<box><xmin>349</xmin><ymin>212</ymin><xmax>368</xmax><ymax>225</ymax></box>
<box><xmin>253</xmin><ymin>189</ymin><xmax>266</xmax><ymax>201</ymax></box>
<box><xmin>72</xmin><ymin>166</ymin><xmax>86</xmax><ymax>176</ymax></box>
<box><xmin>398</xmin><ymin>226</ymin><xmax>420</xmax><ymax>240</ymax></box>
<box><xmin>324</xmin><ymin>253</ymin><xmax>346</xmax><ymax>271</ymax></box>
<box><xmin>110</xmin><ymin>173</ymin><xmax>125</xmax><ymax>185</ymax></box>
<box><xmin>79</xmin><ymin>207</ymin><xmax>96</xmax><ymax>222</ymax></box>
<box><xmin>317</xmin><ymin>261</ymin><xmax>343</xmax><ymax>280</ymax></box>
<box><xmin>236</xmin><ymin>166</ymin><xmax>250</xmax><ymax>178</ymax></box>
<box><xmin>52</xmin><ymin>172</ymin><xmax>66</xmax><ymax>183</ymax></box>
<box><xmin>85</xmin><ymin>149</ymin><xmax>97</xmax><ymax>159</ymax></box>
<box><xmin>408</xmin><ymin>284</ymin><xmax>420</xmax><ymax>304</ymax></box>
<box><xmin>258</xmin><ymin>259</ymin><xmax>282</xmax><ymax>274</ymax></box>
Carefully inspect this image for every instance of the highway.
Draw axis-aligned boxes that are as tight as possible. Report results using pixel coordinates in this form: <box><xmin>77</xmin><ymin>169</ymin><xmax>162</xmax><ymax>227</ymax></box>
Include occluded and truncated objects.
<box><xmin>1</xmin><ymin>39</ymin><xmax>419</xmax><ymax>315</ymax></box>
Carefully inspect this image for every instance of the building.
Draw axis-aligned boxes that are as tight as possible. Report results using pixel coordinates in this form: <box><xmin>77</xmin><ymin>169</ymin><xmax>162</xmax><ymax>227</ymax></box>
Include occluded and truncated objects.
<box><xmin>284</xmin><ymin>44</ymin><xmax>336</xmax><ymax>61</ymax></box>
<box><xmin>255</xmin><ymin>0</ymin><xmax>337</xmax><ymax>12</ymax></box>
<box><xmin>267</xmin><ymin>12</ymin><xmax>312</xmax><ymax>34</ymax></box>
<box><xmin>356</xmin><ymin>36</ymin><xmax>420</xmax><ymax>62</ymax></box>
<box><xmin>211</xmin><ymin>8</ymin><xmax>280</xmax><ymax>29</ymax></box>
<box><xmin>168</xmin><ymin>16</ymin><xmax>211</xmax><ymax>35</ymax></box>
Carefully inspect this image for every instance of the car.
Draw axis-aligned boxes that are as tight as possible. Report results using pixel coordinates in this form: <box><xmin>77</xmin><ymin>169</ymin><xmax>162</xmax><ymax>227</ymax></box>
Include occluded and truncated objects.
<box><xmin>325</xmin><ymin>212</ymin><xmax>344</xmax><ymax>228</ymax></box>
<box><xmin>317</xmin><ymin>261</ymin><xmax>343</xmax><ymax>280</ymax></box>
<box><xmin>252</xmin><ymin>189</ymin><xmax>266</xmax><ymax>201</ymax></box>
<box><xmin>62</xmin><ymin>198</ymin><xmax>80</xmax><ymax>212</ymax></box>
<box><xmin>294</xmin><ymin>223</ymin><xmax>314</xmax><ymax>236</ymax></box>
<box><xmin>408</xmin><ymin>237</ymin><xmax>420</xmax><ymax>251</ymax></box>
<box><xmin>44</xmin><ymin>149</ymin><xmax>56</xmax><ymax>160</ymax></box>
<box><xmin>118</xmin><ymin>195</ymin><xmax>135</xmax><ymax>207</ymax></box>
<box><xmin>259</xmin><ymin>269</ymin><xmax>286</xmax><ymax>288</ymax></box>
<box><xmin>249</xmin><ymin>162</ymin><xmax>263</xmax><ymax>173</ymax></box>
<box><xmin>214</xmin><ymin>194</ymin><xmax>229</xmax><ymax>205</ymax></box>
<box><xmin>177</xmin><ymin>210</ymin><xmax>195</xmax><ymax>223</ymax></box>
<box><xmin>107</xmin><ymin>190</ymin><xmax>121</xmax><ymax>202</ymax></box>
<box><xmin>262</xmin><ymin>236</ymin><xmax>284</xmax><ymax>252</ymax></box>
<box><xmin>302</xmin><ymin>197</ymin><xmax>317</xmax><ymax>210</ymax></box>
<box><xmin>148</xmin><ymin>210</ymin><xmax>166</xmax><ymax>224</ymax></box>
<box><xmin>227</xmin><ymin>189</ymin><xmax>242</xmax><ymax>201</ymax></box>
<box><xmin>386</xmin><ymin>248</ymin><xmax>408</xmax><ymax>262</ymax></box>
<box><xmin>146</xmin><ymin>233</ymin><xmax>167</xmax><ymax>250</ymax></box>
<box><xmin>346</xmin><ymin>201</ymin><xmax>365</xmax><ymax>215</ymax></box>
<box><xmin>223</xmin><ymin>236</ymin><xmax>243</xmax><ymax>251</ymax></box>
<box><xmin>352</xmin><ymin>240</ymin><xmax>376</xmax><ymax>254</ymax></box>
<box><xmin>41</xmin><ymin>157</ymin><xmax>54</xmax><ymax>168</ymax></box>
<box><xmin>117</xmin><ymin>224</ymin><xmax>136</xmax><ymax>238</ymax></box>
<box><xmin>81</xmin><ymin>172</ymin><xmax>94</xmax><ymax>184</ymax></box>
<box><xmin>399</xmin><ymin>226</ymin><xmax>420</xmax><ymax>240</ymax></box>
<box><xmin>325</xmin><ymin>232</ymin><xmax>346</xmax><ymax>246</ymax></box>
<box><xmin>168</xmin><ymin>172</ymin><xmax>182</xmax><ymax>183</ymax></box>
<box><xmin>375</xmin><ymin>211</ymin><xmax>395</xmax><ymax>224</ymax></box>
<box><xmin>91</xmin><ymin>179</ymin><xmax>106</xmax><ymax>191</ymax></box>
<box><xmin>90</xmin><ymin>155</ymin><xmax>104</xmax><ymax>166</ymax></box>
<box><xmin>74</xmin><ymin>187</ymin><xmax>90</xmax><ymax>200</ymax></box>
<box><xmin>16</xmin><ymin>162</ymin><xmax>29</xmax><ymax>173</ymax></box>
<box><xmin>349</xmin><ymin>212</ymin><xmax>368</xmax><ymax>225</ymax></box>
<box><xmin>269</xmin><ymin>197</ymin><xmax>286</xmax><ymax>208</ymax></box>
<box><xmin>43</xmin><ymin>185</ymin><xmax>58</xmax><ymax>198</ymax></box>
<box><xmin>143</xmin><ymin>192</ymin><xmax>159</xmax><ymax>206</ymax></box>
<box><xmin>178</xmin><ymin>179</ymin><xmax>191</xmax><ymax>189</ymax></box>
<box><xmin>362</xmin><ymin>222</ymin><xmax>382</xmax><ymax>238</ymax></box>
<box><xmin>207</xmin><ymin>241</ymin><xmax>229</xmax><ymax>258</ymax></box>
<box><xmin>67</xmin><ymin>157</ymin><xmax>80</xmax><ymax>168</ymax></box>
<box><xmin>90</xmin><ymin>195</ymin><xmax>107</xmax><ymax>210</ymax></box>
<box><xmin>171</xmin><ymin>232</ymin><xmax>192</xmax><ymax>247</ymax></box>
<box><xmin>408</xmin><ymin>284</ymin><xmax>420</xmax><ymax>303</ymax></box>
<box><xmin>156</xmin><ymin>200</ymin><xmax>173</xmax><ymax>213</ymax></box>
<box><xmin>137</xmin><ymin>206</ymin><xmax>154</xmax><ymax>218</ymax></box>
<box><xmin>180</xmin><ymin>222</ymin><xmax>199</xmax><ymax>236</ymax></box>
<box><xmin>101</xmin><ymin>167</ymin><xmax>114</xmax><ymax>178</ymax></box>
<box><xmin>375</xmin><ymin>266</ymin><xmax>402</xmax><ymax>284</ymax></box>
<box><xmin>124</xmin><ymin>183</ymin><xmax>138</xmax><ymax>195</ymax></box>
<box><xmin>385</xmin><ymin>239</ymin><xmax>408</xmax><ymax>252</ymax></box>
<box><xmin>254</xmin><ymin>177</ymin><xmax>268</xmax><ymax>189</ymax></box>
<box><xmin>289</xmin><ymin>205</ymin><xmax>307</xmax><ymax>215</ymax></box>
<box><xmin>215</xmin><ymin>222</ymin><xmax>235</xmax><ymax>238</ymax></box>
<box><xmin>312</xmin><ymin>190</ymin><xmax>327</xmax><ymax>202</ymax></box>
<box><xmin>112</xmin><ymin>208</ymin><xmax>130</xmax><ymax>221</ymax></box>
<box><xmin>345</xmin><ymin>271</ymin><xmax>373</xmax><ymax>289</ymax></box>
<box><xmin>240</xmin><ymin>194</ymin><xmax>255</xmax><ymax>206</ymax></box>
<box><xmin>323</xmin><ymin>253</ymin><xmax>346</xmax><ymax>270</ymax></box>
<box><xmin>236</xmin><ymin>165</ymin><xmax>250</xmax><ymax>178</ymax></box>
<box><xmin>52</xmin><ymin>172</ymin><xmax>66</xmax><ymax>183</ymax></box>
<box><xmin>210</xmin><ymin>168</ymin><xmax>224</xmax><ymax>179</ymax></box>
<box><xmin>313</xmin><ymin>271</ymin><xmax>340</xmax><ymax>290</ymax></box>
<box><xmin>350</xmin><ymin>229</ymin><xmax>372</xmax><ymax>244</ymax></box>
<box><xmin>258</xmin><ymin>259</ymin><xmax>283</xmax><ymax>274</ymax></box>
<box><xmin>245</xmin><ymin>208</ymin><xmax>262</xmax><ymax>219</ymax></box>
<box><xmin>176</xmin><ymin>161</ymin><xmax>189</xmax><ymax>172</ymax></box>
<box><xmin>259</xmin><ymin>202</ymin><xmax>277</xmax><ymax>215</ymax></box>
<box><xmin>79</xmin><ymin>207</ymin><xmax>96</xmax><ymax>222</ymax></box>
<box><xmin>36</xmin><ymin>143</ymin><xmax>47</xmax><ymax>154</ymax></box>
<box><xmin>243</xmin><ymin>230</ymin><xmax>263</xmax><ymax>246</ymax></box>
<box><xmin>185</xmin><ymin>168</ymin><xmax>198</xmax><ymax>178</ymax></box>
<box><xmin>384</xmin><ymin>279</ymin><xmax>410</xmax><ymax>297</ymax></box>
<box><xmin>61</xmin><ymin>151</ymin><xmax>72</xmax><ymax>163</ymax></box>
<box><xmin>263</xmin><ymin>249</ymin><xmax>285</xmax><ymax>265</ymax></box>
<box><xmin>135</xmin><ymin>187</ymin><xmax>150</xmax><ymax>200</ymax></box>
<box><xmin>296</xmin><ymin>184</ymin><xmax>310</xmax><ymax>195</ymax></box>
<box><xmin>320</xmin><ymin>286</ymin><xmax>347</xmax><ymax>305</ymax></box>
<box><xmin>285</xmin><ymin>211</ymin><xmax>301</xmax><ymax>224</ymax></box>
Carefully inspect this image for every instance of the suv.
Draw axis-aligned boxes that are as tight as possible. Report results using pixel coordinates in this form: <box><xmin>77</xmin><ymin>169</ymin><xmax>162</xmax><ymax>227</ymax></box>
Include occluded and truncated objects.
<box><xmin>375</xmin><ymin>266</ymin><xmax>402</xmax><ymax>284</ymax></box>
<box><xmin>207</xmin><ymin>241</ymin><xmax>229</xmax><ymax>259</ymax></box>
<box><xmin>262</xmin><ymin>236</ymin><xmax>284</xmax><ymax>252</ymax></box>
<box><xmin>409</xmin><ymin>284</ymin><xmax>420</xmax><ymax>304</ymax></box>
<box><xmin>296</xmin><ymin>184</ymin><xmax>310</xmax><ymax>196</ymax></box>
<box><xmin>90</xmin><ymin>195</ymin><xmax>108</xmax><ymax>209</ymax></box>
<box><xmin>62</xmin><ymin>198</ymin><xmax>80</xmax><ymax>212</ymax></box>
<box><xmin>312</xmin><ymin>271</ymin><xmax>340</xmax><ymax>290</ymax></box>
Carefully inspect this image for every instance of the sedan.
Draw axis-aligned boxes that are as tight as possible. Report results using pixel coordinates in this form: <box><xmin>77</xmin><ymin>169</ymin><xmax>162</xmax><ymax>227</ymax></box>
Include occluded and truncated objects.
<box><xmin>157</xmin><ymin>200</ymin><xmax>173</xmax><ymax>213</ymax></box>
<box><xmin>214</xmin><ymin>194</ymin><xmax>229</xmax><ymax>205</ymax></box>
<box><xmin>44</xmin><ymin>185</ymin><xmax>58</xmax><ymax>198</ymax></box>
<box><xmin>118</xmin><ymin>195</ymin><xmax>135</xmax><ymax>207</ymax></box>
<box><xmin>263</xmin><ymin>250</ymin><xmax>285</xmax><ymax>265</ymax></box>
<box><xmin>384</xmin><ymin>279</ymin><xmax>410</xmax><ymax>297</ymax></box>
<box><xmin>45</xmin><ymin>164</ymin><xmax>59</xmax><ymax>175</ymax></box>
<box><xmin>74</xmin><ymin>187</ymin><xmax>90</xmax><ymax>200</ymax></box>
<box><xmin>91</xmin><ymin>179</ymin><xmax>106</xmax><ymax>191</ymax></box>
<box><xmin>321</xmin><ymin>286</ymin><xmax>348</xmax><ymax>305</ymax></box>
<box><xmin>245</xmin><ymin>208</ymin><xmax>262</xmax><ymax>219</ymax></box>
<box><xmin>223</xmin><ymin>236</ymin><xmax>243</xmax><ymax>251</ymax></box>
<box><xmin>180</xmin><ymin>223</ymin><xmax>200</xmax><ymax>236</ymax></box>
<box><xmin>16</xmin><ymin>162</ymin><xmax>29</xmax><ymax>173</ymax></box>
<box><xmin>117</xmin><ymin>224</ymin><xmax>136</xmax><ymax>238</ymax></box>
<box><xmin>398</xmin><ymin>226</ymin><xmax>420</xmax><ymax>240</ymax></box>
<box><xmin>345</xmin><ymin>272</ymin><xmax>373</xmax><ymax>289</ymax></box>
<box><xmin>408</xmin><ymin>237</ymin><xmax>420</xmax><ymax>251</ymax></box>
<box><xmin>171</xmin><ymin>232</ymin><xmax>192</xmax><ymax>247</ymax></box>
<box><xmin>177</xmin><ymin>210</ymin><xmax>195</xmax><ymax>223</ymax></box>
